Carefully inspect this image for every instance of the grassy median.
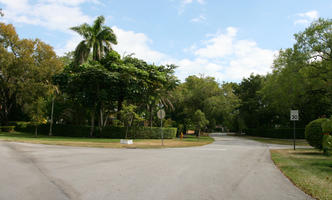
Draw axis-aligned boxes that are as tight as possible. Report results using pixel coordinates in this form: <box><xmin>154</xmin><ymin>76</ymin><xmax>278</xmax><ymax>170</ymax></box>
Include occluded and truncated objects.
<box><xmin>243</xmin><ymin>136</ymin><xmax>309</xmax><ymax>146</ymax></box>
<box><xmin>0</xmin><ymin>132</ymin><xmax>214</xmax><ymax>148</ymax></box>
<box><xmin>271</xmin><ymin>149</ymin><xmax>332</xmax><ymax>200</ymax></box>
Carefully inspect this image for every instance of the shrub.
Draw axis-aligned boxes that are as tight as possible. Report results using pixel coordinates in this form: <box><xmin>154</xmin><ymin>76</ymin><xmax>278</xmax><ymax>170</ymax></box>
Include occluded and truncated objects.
<box><xmin>322</xmin><ymin>135</ymin><xmax>332</xmax><ymax>154</ymax></box>
<box><xmin>305</xmin><ymin>118</ymin><xmax>328</xmax><ymax>149</ymax></box>
<box><xmin>0</xmin><ymin>126</ymin><xmax>15</xmax><ymax>132</ymax></box>
<box><xmin>17</xmin><ymin>124</ymin><xmax>177</xmax><ymax>139</ymax></box>
<box><xmin>322</xmin><ymin>118</ymin><xmax>332</xmax><ymax>133</ymax></box>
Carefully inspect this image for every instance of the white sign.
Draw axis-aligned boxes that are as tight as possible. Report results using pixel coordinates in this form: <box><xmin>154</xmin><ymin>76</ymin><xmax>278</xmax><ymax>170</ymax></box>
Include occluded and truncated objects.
<box><xmin>290</xmin><ymin>110</ymin><xmax>299</xmax><ymax>121</ymax></box>
<box><xmin>157</xmin><ymin>109</ymin><xmax>165</xmax><ymax>119</ymax></box>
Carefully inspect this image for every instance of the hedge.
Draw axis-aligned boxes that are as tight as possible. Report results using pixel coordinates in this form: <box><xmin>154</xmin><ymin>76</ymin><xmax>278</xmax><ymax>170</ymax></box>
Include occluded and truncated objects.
<box><xmin>305</xmin><ymin>118</ymin><xmax>328</xmax><ymax>149</ymax></box>
<box><xmin>0</xmin><ymin>126</ymin><xmax>15</xmax><ymax>132</ymax></box>
<box><xmin>15</xmin><ymin>124</ymin><xmax>177</xmax><ymax>139</ymax></box>
<box><xmin>244</xmin><ymin>128</ymin><xmax>305</xmax><ymax>139</ymax></box>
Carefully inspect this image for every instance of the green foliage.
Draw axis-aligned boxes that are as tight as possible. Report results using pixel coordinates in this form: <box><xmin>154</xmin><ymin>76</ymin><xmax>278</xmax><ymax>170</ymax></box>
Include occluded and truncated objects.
<box><xmin>17</xmin><ymin>124</ymin><xmax>177</xmax><ymax>139</ymax></box>
<box><xmin>305</xmin><ymin>118</ymin><xmax>328</xmax><ymax>149</ymax></box>
<box><xmin>71</xmin><ymin>15</ymin><xmax>117</xmax><ymax>65</ymax></box>
<box><xmin>119</xmin><ymin>104</ymin><xmax>144</xmax><ymax>138</ymax></box>
<box><xmin>170</xmin><ymin>75</ymin><xmax>239</xmax><ymax>132</ymax></box>
<box><xmin>0</xmin><ymin>23</ymin><xmax>63</xmax><ymax>124</ymax></box>
<box><xmin>321</xmin><ymin>117</ymin><xmax>332</xmax><ymax>133</ymax></box>
<box><xmin>193</xmin><ymin>109</ymin><xmax>209</xmax><ymax>130</ymax></box>
<box><xmin>120</xmin><ymin>104</ymin><xmax>143</xmax><ymax>126</ymax></box>
<box><xmin>322</xmin><ymin>135</ymin><xmax>332</xmax><ymax>154</ymax></box>
<box><xmin>24</xmin><ymin>97</ymin><xmax>47</xmax><ymax>136</ymax></box>
<box><xmin>0</xmin><ymin>126</ymin><xmax>15</xmax><ymax>132</ymax></box>
<box><xmin>24</xmin><ymin>97</ymin><xmax>47</xmax><ymax>125</ymax></box>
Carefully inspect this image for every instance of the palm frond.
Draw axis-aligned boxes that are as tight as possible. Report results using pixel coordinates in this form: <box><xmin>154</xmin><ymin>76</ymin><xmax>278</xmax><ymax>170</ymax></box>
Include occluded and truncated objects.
<box><xmin>92</xmin><ymin>16</ymin><xmax>105</xmax><ymax>35</ymax></box>
<box><xmin>97</xmin><ymin>27</ymin><xmax>117</xmax><ymax>44</ymax></box>
<box><xmin>74</xmin><ymin>41</ymin><xmax>90</xmax><ymax>65</ymax></box>
<box><xmin>70</xmin><ymin>23</ymin><xmax>91</xmax><ymax>39</ymax></box>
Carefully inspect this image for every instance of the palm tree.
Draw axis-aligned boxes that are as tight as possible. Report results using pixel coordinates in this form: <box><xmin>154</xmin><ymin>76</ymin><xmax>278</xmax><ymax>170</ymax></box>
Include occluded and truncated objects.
<box><xmin>70</xmin><ymin>16</ymin><xmax>117</xmax><ymax>65</ymax></box>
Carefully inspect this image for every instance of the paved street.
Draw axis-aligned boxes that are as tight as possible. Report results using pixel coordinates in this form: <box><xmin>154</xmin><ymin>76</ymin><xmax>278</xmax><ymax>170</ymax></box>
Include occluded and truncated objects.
<box><xmin>0</xmin><ymin>136</ymin><xmax>313</xmax><ymax>200</ymax></box>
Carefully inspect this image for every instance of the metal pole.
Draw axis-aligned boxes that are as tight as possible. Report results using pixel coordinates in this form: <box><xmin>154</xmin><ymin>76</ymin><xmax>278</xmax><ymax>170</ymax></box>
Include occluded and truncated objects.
<box><xmin>161</xmin><ymin>119</ymin><xmax>164</xmax><ymax>146</ymax></box>
<box><xmin>293</xmin><ymin>121</ymin><xmax>296</xmax><ymax>150</ymax></box>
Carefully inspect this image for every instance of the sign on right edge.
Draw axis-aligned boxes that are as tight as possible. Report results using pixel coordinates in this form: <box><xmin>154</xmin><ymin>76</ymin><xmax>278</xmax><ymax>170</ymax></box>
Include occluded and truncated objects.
<box><xmin>290</xmin><ymin>110</ymin><xmax>299</xmax><ymax>121</ymax></box>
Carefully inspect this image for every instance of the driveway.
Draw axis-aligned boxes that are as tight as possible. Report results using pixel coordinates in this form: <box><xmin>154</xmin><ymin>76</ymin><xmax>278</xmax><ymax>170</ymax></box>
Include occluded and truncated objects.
<box><xmin>0</xmin><ymin>136</ymin><xmax>313</xmax><ymax>200</ymax></box>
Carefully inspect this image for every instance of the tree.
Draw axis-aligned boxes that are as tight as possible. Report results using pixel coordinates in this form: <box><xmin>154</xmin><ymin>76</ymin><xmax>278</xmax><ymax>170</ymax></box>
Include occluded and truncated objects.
<box><xmin>48</xmin><ymin>84</ymin><xmax>59</xmax><ymax>136</ymax></box>
<box><xmin>24</xmin><ymin>97</ymin><xmax>47</xmax><ymax>137</ymax></box>
<box><xmin>193</xmin><ymin>109</ymin><xmax>209</xmax><ymax>139</ymax></box>
<box><xmin>0</xmin><ymin>8</ymin><xmax>4</xmax><ymax>17</ymax></box>
<box><xmin>0</xmin><ymin>23</ymin><xmax>63</xmax><ymax>125</ymax></box>
<box><xmin>119</xmin><ymin>104</ymin><xmax>143</xmax><ymax>139</ymax></box>
<box><xmin>259</xmin><ymin>18</ymin><xmax>332</xmax><ymax>128</ymax></box>
<box><xmin>170</xmin><ymin>75</ymin><xmax>238</xmax><ymax>132</ymax></box>
<box><xmin>54</xmin><ymin>61</ymin><xmax>116</xmax><ymax>136</ymax></box>
<box><xmin>71</xmin><ymin>16</ymin><xmax>117</xmax><ymax>65</ymax></box>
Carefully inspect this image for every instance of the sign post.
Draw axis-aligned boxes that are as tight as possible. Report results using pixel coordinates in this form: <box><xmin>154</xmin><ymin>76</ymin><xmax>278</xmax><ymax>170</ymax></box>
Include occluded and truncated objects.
<box><xmin>157</xmin><ymin>109</ymin><xmax>165</xmax><ymax>146</ymax></box>
<box><xmin>290</xmin><ymin>110</ymin><xmax>299</xmax><ymax>150</ymax></box>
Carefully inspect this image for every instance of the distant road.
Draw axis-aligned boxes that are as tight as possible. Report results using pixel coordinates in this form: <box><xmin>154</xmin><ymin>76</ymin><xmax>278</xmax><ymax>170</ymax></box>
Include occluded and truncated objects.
<box><xmin>0</xmin><ymin>136</ymin><xmax>312</xmax><ymax>200</ymax></box>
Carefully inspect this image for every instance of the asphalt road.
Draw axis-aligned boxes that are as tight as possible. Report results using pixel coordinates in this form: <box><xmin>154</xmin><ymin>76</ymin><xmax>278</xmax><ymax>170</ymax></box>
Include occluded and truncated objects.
<box><xmin>0</xmin><ymin>136</ymin><xmax>313</xmax><ymax>200</ymax></box>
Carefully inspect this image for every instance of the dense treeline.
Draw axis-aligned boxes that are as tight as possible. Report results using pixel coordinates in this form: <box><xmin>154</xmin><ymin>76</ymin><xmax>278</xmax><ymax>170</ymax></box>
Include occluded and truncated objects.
<box><xmin>234</xmin><ymin>18</ymin><xmax>332</xmax><ymax>132</ymax></box>
<box><xmin>0</xmin><ymin>17</ymin><xmax>331</xmax><ymax>138</ymax></box>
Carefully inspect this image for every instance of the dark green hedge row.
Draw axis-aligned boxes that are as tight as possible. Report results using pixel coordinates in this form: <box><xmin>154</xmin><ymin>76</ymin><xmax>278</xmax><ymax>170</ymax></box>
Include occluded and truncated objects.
<box><xmin>244</xmin><ymin>128</ymin><xmax>305</xmax><ymax>139</ymax></box>
<box><xmin>15</xmin><ymin>124</ymin><xmax>177</xmax><ymax>139</ymax></box>
<box><xmin>0</xmin><ymin>126</ymin><xmax>15</xmax><ymax>132</ymax></box>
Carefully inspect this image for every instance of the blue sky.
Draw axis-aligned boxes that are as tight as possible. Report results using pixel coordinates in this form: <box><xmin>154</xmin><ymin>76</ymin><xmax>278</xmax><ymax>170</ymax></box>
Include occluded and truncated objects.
<box><xmin>1</xmin><ymin>0</ymin><xmax>332</xmax><ymax>82</ymax></box>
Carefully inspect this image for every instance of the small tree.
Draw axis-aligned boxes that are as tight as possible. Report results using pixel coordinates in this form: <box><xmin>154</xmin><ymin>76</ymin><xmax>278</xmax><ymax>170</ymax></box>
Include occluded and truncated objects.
<box><xmin>119</xmin><ymin>104</ymin><xmax>143</xmax><ymax>139</ymax></box>
<box><xmin>25</xmin><ymin>97</ymin><xmax>47</xmax><ymax>137</ymax></box>
<box><xmin>193</xmin><ymin>109</ymin><xmax>209</xmax><ymax>139</ymax></box>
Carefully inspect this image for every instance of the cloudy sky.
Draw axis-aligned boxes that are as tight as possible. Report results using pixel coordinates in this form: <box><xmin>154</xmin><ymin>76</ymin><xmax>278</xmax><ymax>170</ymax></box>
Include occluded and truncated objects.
<box><xmin>1</xmin><ymin>0</ymin><xmax>331</xmax><ymax>82</ymax></box>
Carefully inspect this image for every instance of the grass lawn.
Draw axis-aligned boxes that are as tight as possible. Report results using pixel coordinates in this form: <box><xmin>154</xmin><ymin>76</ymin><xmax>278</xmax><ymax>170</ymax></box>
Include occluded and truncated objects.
<box><xmin>243</xmin><ymin>136</ymin><xmax>309</xmax><ymax>146</ymax></box>
<box><xmin>271</xmin><ymin>149</ymin><xmax>332</xmax><ymax>200</ymax></box>
<box><xmin>0</xmin><ymin>132</ymin><xmax>214</xmax><ymax>148</ymax></box>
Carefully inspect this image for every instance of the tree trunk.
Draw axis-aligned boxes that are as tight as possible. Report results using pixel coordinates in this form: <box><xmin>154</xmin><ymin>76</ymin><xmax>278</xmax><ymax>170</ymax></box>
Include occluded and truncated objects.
<box><xmin>149</xmin><ymin>105</ymin><xmax>153</xmax><ymax>128</ymax></box>
<box><xmin>198</xmin><ymin>129</ymin><xmax>200</xmax><ymax>141</ymax></box>
<box><xmin>49</xmin><ymin>96</ymin><xmax>55</xmax><ymax>136</ymax></box>
<box><xmin>99</xmin><ymin>106</ymin><xmax>103</xmax><ymax>131</ymax></box>
<box><xmin>90</xmin><ymin>110</ymin><xmax>95</xmax><ymax>137</ymax></box>
<box><xmin>117</xmin><ymin>96</ymin><xmax>124</xmax><ymax>119</ymax></box>
<box><xmin>35</xmin><ymin>125</ymin><xmax>38</xmax><ymax>137</ymax></box>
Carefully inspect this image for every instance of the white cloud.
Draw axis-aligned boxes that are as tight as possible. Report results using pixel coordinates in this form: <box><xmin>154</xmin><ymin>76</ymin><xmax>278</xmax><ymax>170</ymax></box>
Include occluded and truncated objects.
<box><xmin>195</xmin><ymin>27</ymin><xmax>237</xmax><ymax>58</ymax></box>
<box><xmin>178</xmin><ymin>0</ymin><xmax>205</xmax><ymax>14</ymax></box>
<box><xmin>0</xmin><ymin>0</ymin><xmax>93</xmax><ymax>32</ymax></box>
<box><xmin>56</xmin><ymin>26</ymin><xmax>168</xmax><ymax>62</ymax></box>
<box><xmin>55</xmin><ymin>33</ymin><xmax>83</xmax><ymax>56</ymax></box>
<box><xmin>197</xmin><ymin>0</ymin><xmax>205</xmax><ymax>4</ymax></box>
<box><xmin>294</xmin><ymin>10</ymin><xmax>319</xmax><ymax>25</ymax></box>
<box><xmin>181</xmin><ymin>0</ymin><xmax>204</xmax><ymax>5</ymax></box>
<box><xmin>175</xmin><ymin>58</ymin><xmax>225</xmax><ymax>81</ymax></box>
<box><xmin>175</xmin><ymin>27</ymin><xmax>277</xmax><ymax>82</ymax></box>
<box><xmin>112</xmin><ymin>26</ymin><xmax>168</xmax><ymax>64</ymax></box>
<box><xmin>298</xmin><ymin>10</ymin><xmax>318</xmax><ymax>19</ymax></box>
<box><xmin>191</xmin><ymin>14</ymin><xmax>206</xmax><ymax>23</ymax></box>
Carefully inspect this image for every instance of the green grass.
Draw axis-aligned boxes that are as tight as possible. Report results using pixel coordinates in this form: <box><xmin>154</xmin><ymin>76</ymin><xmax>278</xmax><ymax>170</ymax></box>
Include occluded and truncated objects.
<box><xmin>0</xmin><ymin>132</ymin><xmax>214</xmax><ymax>148</ymax></box>
<box><xmin>242</xmin><ymin>136</ymin><xmax>309</xmax><ymax>146</ymax></box>
<box><xmin>271</xmin><ymin>149</ymin><xmax>332</xmax><ymax>200</ymax></box>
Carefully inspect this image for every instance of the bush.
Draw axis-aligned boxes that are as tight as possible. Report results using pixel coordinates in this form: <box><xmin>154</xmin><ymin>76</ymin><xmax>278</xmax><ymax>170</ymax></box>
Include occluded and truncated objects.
<box><xmin>17</xmin><ymin>124</ymin><xmax>177</xmax><ymax>139</ymax></box>
<box><xmin>322</xmin><ymin>135</ymin><xmax>332</xmax><ymax>154</ymax></box>
<box><xmin>322</xmin><ymin>118</ymin><xmax>332</xmax><ymax>133</ymax></box>
<box><xmin>244</xmin><ymin>128</ymin><xmax>305</xmax><ymax>139</ymax></box>
<box><xmin>0</xmin><ymin>126</ymin><xmax>15</xmax><ymax>132</ymax></box>
<box><xmin>305</xmin><ymin>118</ymin><xmax>328</xmax><ymax>149</ymax></box>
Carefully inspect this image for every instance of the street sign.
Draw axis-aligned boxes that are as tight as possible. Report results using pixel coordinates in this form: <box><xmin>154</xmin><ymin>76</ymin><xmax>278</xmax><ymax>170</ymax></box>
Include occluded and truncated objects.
<box><xmin>290</xmin><ymin>110</ymin><xmax>299</xmax><ymax>121</ymax></box>
<box><xmin>157</xmin><ymin>109</ymin><xmax>165</xmax><ymax>119</ymax></box>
